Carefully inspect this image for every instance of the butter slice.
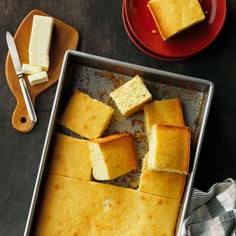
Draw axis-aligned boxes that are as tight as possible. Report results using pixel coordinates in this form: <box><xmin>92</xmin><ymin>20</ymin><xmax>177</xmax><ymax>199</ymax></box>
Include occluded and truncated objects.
<box><xmin>28</xmin><ymin>71</ymin><xmax>49</xmax><ymax>86</ymax></box>
<box><xmin>22</xmin><ymin>63</ymin><xmax>42</xmax><ymax>74</ymax></box>
<box><xmin>29</xmin><ymin>15</ymin><xmax>54</xmax><ymax>55</ymax></box>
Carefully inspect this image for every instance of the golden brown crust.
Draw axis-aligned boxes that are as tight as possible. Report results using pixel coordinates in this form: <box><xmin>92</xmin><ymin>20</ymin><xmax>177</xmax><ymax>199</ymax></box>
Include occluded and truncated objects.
<box><xmin>49</xmin><ymin>133</ymin><xmax>92</xmax><ymax>180</ymax></box>
<box><xmin>147</xmin><ymin>2</ymin><xmax>166</xmax><ymax>40</ymax></box>
<box><xmin>144</xmin><ymin>98</ymin><xmax>185</xmax><ymax>138</ymax></box>
<box><xmin>91</xmin><ymin>133</ymin><xmax>130</xmax><ymax>144</ymax></box>
<box><xmin>59</xmin><ymin>90</ymin><xmax>114</xmax><ymax>139</ymax></box>
<box><xmin>147</xmin><ymin>0</ymin><xmax>205</xmax><ymax>40</ymax></box>
<box><xmin>35</xmin><ymin>174</ymin><xmax>180</xmax><ymax>235</ymax></box>
<box><xmin>139</xmin><ymin>154</ymin><xmax>187</xmax><ymax>202</ymax></box>
<box><xmin>148</xmin><ymin>125</ymin><xmax>191</xmax><ymax>174</ymax></box>
<box><xmin>89</xmin><ymin>133</ymin><xmax>138</xmax><ymax>180</ymax></box>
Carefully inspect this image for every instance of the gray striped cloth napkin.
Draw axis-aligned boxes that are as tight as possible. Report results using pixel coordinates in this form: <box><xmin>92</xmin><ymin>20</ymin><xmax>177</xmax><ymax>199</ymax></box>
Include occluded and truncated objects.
<box><xmin>182</xmin><ymin>178</ymin><xmax>236</xmax><ymax>236</ymax></box>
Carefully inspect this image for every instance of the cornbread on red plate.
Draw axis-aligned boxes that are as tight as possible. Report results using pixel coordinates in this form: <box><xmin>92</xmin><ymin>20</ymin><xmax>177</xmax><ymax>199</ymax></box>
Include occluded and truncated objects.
<box><xmin>147</xmin><ymin>0</ymin><xmax>205</xmax><ymax>41</ymax></box>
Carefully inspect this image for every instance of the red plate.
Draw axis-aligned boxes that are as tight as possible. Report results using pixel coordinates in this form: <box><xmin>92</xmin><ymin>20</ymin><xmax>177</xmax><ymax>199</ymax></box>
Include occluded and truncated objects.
<box><xmin>125</xmin><ymin>0</ymin><xmax>226</xmax><ymax>58</ymax></box>
<box><xmin>122</xmin><ymin>1</ymin><xmax>190</xmax><ymax>61</ymax></box>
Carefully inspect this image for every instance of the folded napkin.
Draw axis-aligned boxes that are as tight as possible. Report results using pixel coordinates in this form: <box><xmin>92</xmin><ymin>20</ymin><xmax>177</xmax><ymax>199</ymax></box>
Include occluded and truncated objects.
<box><xmin>182</xmin><ymin>178</ymin><xmax>236</xmax><ymax>236</ymax></box>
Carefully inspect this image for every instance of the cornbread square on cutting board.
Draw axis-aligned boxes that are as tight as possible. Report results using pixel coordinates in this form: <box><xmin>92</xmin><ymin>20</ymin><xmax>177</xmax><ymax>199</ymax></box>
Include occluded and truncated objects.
<box><xmin>89</xmin><ymin>133</ymin><xmax>138</xmax><ymax>180</ymax></box>
<box><xmin>148</xmin><ymin>125</ymin><xmax>191</xmax><ymax>174</ymax></box>
<box><xmin>110</xmin><ymin>75</ymin><xmax>152</xmax><ymax>117</ymax></box>
<box><xmin>144</xmin><ymin>98</ymin><xmax>185</xmax><ymax>139</ymax></box>
<box><xmin>59</xmin><ymin>90</ymin><xmax>114</xmax><ymax>139</ymax></box>
<box><xmin>147</xmin><ymin>0</ymin><xmax>205</xmax><ymax>41</ymax></box>
<box><xmin>34</xmin><ymin>174</ymin><xmax>180</xmax><ymax>236</ymax></box>
<box><xmin>139</xmin><ymin>154</ymin><xmax>186</xmax><ymax>202</ymax></box>
<box><xmin>49</xmin><ymin>133</ymin><xmax>92</xmax><ymax>180</ymax></box>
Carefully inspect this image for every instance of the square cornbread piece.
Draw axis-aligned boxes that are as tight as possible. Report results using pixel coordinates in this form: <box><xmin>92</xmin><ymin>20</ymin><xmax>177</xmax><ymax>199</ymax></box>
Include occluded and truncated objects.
<box><xmin>35</xmin><ymin>174</ymin><xmax>180</xmax><ymax>236</ymax></box>
<box><xmin>147</xmin><ymin>0</ymin><xmax>205</xmax><ymax>41</ymax></box>
<box><xmin>49</xmin><ymin>133</ymin><xmax>92</xmax><ymax>180</ymax></box>
<box><xmin>139</xmin><ymin>154</ymin><xmax>186</xmax><ymax>202</ymax></box>
<box><xmin>60</xmin><ymin>90</ymin><xmax>114</xmax><ymax>139</ymax></box>
<box><xmin>148</xmin><ymin>125</ymin><xmax>191</xmax><ymax>174</ymax></box>
<box><xmin>110</xmin><ymin>75</ymin><xmax>152</xmax><ymax>117</ymax></box>
<box><xmin>144</xmin><ymin>98</ymin><xmax>185</xmax><ymax>138</ymax></box>
<box><xmin>89</xmin><ymin>133</ymin><xmax>138</xmax><ymax>180</ymax></box>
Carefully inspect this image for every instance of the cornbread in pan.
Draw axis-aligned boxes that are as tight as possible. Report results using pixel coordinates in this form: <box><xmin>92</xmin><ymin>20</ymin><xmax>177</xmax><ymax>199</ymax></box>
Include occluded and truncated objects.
<box><xmin>148</xmin><ymin>125</ymin><xmax>191</xmax><ymax>174</ymax></box>
<box><xmin>34</xmin><ymin>174</ymin><xmax>180</xmax><ymax>236</ymax></box>
<box><xmin>59</xmin><ymin>90</ymin><xmax>114</xmax><ymax>139</ymax></box>
<box><xmin>49</xmin><ymin>133</ymin><xmax>92</xmax><ymax>180</ymax></box>
<box><xmin>139</xmin><ymin>154</ymin><xmax>186</xmax><ymax>202</ymax></box>
<box><xmin>89</xmin><ymin>133</ymin><xmax>138</xmax><ymax>180</ymax></box>
<box><xmin>144</xmin><ymin>98</ymin><xmax>185</xmax><ymax>138</ymax></box>
<box><xmin>147</xmin><ymin>0</ymin><xmax>205</xmax><ymax>41</ymax></box>
<box><xmin>110</xmin><ymin>75</ymin><xmax>152</xmax><ymax>117</ymax></box>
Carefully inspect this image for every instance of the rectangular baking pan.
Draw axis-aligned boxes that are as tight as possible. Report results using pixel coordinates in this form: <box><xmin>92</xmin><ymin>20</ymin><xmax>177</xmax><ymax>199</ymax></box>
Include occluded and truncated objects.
<box><xmin>24</xmin><ymin>50</ymin><xmax>214</xmax><ymax>236</ymax></box>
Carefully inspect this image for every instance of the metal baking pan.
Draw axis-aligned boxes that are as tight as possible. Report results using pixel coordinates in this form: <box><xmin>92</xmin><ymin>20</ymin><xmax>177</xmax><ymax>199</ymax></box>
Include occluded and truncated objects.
<box><xmin>24</xmin><ymin>50</ymin><xmax>214</xmax><ymax>236</ymax></box>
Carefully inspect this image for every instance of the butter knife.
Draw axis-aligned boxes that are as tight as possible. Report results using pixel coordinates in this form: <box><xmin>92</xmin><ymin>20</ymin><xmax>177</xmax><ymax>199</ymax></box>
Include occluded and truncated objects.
<box><xmin>6</xmin><ymin>31</ymin><xmax>37</xmax><ymax>124</ymax></box>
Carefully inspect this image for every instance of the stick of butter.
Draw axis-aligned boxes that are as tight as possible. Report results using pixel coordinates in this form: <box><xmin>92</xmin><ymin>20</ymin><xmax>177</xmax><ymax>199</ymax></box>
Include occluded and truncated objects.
<box><xmin>22</xmin><ymin>63</ymin><xmax>42</xmax><ymax>74</ymax></box>
<box><xmin>28</xmin><ymin>15</ymin><xmax>54</xmax><ymax>70</ymax></box>
<box><xmin>28</xmin><ymin>71</ymin><xmax>49</xmax><ymax>86</ymax></box>
<box><xmin>29</xmin><ymin>15</ymin><xmax>54</xmax><ymax>55</ymax></box>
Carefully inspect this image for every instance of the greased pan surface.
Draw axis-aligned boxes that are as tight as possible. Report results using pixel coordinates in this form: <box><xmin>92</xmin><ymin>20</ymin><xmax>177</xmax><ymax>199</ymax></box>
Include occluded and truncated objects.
<box><xmin>24</xmin><ymin>51</ymin><xmax>214</xmax><ymax>236</ymax></box>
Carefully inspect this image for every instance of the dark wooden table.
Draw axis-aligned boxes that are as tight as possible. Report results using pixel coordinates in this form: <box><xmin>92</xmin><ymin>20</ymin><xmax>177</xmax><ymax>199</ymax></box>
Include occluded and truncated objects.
<box><xmin>0</xmin><ymin>1</ymin><xmax>235</xmax><ymax>235</ymax></box>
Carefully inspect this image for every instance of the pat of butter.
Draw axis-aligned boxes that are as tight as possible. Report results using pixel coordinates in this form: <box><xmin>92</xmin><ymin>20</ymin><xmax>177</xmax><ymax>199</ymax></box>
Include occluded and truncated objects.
<box><xmin>22</xmin><ymin>63</ymin><xmax>42</xmax><ymax>74</ymax></box>
<box><xmin>29</xmin><ymin>15</ymin><xmax>54</xmax><ymax>55</ymax></box>
<box><xmin>29</xmin><ymin>54</ymin><xmax>49</xmax><ymax>71</ymax></box>
<box><xmin>28</xmin><ymin>71</ymin><xmax>49</xmax><ymax>86</ymax></box>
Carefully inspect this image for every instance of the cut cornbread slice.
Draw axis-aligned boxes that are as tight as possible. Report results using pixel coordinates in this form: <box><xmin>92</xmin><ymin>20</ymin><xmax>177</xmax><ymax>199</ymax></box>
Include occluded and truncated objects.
<box><xmin>35</xmin><ymin>174</ymin><xmax>180</xmax><ymax>236</ymax></box>
<box><xmin>89</xmin><ymin>133</ymin><xmax>138</xmax><ymax>180</ymax></box>
<box><xmin>147</xmin><ymin>0</ymin><xmax>205</xmax><ymax>41</ymax></box>
<box><xmin>139</xmin><ymin>153</ymin><xmax>186</xmax><ymax>202</ymax></box>
<box><xmin>49</xmin><ymin>133</ymin><xmax>92</xmax><ymax>180</ymax></box>
<box><xmin>144</xmin><ymin>98</ymin><xmax>185</xmax><ymax>138</ymax></box>
<box><xmin>110</xmin><ymin>75</ymin><xmax>152</xmax><ymax>117</ymax></box>
<box><xmin>60</xmin><ymin>91</ymin><xmax>114</xmax><ymax>139</ymax></box>
<box><xmin>148</xmin><ymin>125</ymin><xmax>191</xmax><ymax>174</ymax></box>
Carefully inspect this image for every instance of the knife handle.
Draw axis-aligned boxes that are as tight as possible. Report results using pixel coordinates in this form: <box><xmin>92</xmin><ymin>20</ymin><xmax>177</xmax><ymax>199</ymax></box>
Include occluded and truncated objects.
<box><xmin>19</xmin><ymin>78</ymin><xmax>37</xmax><ymax>123</ymax></box>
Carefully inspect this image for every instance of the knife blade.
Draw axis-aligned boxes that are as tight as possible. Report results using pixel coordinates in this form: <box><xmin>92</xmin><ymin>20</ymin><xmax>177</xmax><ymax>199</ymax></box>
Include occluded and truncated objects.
<box><xmin>6</xmin><ymin>31</ymin><xmax>37</xmax><ymax>124</ymax></box>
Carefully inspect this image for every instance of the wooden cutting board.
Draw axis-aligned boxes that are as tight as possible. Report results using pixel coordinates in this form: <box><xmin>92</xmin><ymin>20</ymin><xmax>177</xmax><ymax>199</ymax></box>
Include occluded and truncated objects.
<box><xmin>5</xmin><ymin>9</ymin><xmax>79</xmax><ymax>133</ymax></box>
